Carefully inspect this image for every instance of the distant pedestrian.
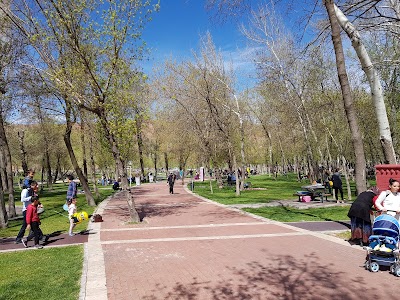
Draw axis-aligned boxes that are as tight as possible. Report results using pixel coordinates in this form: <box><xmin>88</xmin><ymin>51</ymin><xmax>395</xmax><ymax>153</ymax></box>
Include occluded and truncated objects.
<box><xmin>167</xmin><ymin>172</ymin><xmax>176</xmax><ymax>194</ymax></box>
<box><xmin>22</xmin><ymin>195</ymin><xmax>44</xmax><ymax>249</ymax></box>
<box><xmin>68</xmin><ymin>198</ymin><xmax>78</xmax><ymax>236</ymax></box>
<box><xmin>332</xmin><ymin>168</ymin><xmax>344</xmax><ymax>203</ymax></box>
<box><xmin>66</xmin><ymin>175</ymin><xmax>77</xmax><ymax>203</ymax></box>
<box><xmin>323</xmin><ymin>170</ymin><xmax>332</xmax><ymax>194</ymax></box>
<box><xmin>347</xmin><ymin>186</ymin><xmax>379</xmax><ymax>245</ymax></box>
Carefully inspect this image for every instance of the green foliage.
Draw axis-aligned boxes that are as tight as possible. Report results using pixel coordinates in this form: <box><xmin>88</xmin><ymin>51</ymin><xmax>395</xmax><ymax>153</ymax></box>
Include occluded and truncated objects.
<box><xmin>0</xmin><ymin>246</ymin><xmax>83</xmax><ymax>300</ymax></box>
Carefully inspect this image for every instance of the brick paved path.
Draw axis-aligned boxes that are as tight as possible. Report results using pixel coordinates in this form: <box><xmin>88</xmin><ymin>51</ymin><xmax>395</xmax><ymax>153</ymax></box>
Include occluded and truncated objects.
<box><xmin>80</xmin><ymin>182</ymin><xmax>399</xmax><ymax>300</ymax></box>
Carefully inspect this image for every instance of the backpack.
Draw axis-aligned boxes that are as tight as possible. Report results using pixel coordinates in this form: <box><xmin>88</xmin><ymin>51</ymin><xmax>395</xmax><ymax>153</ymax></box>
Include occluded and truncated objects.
<box><xmin>92</xmin><ymin>214</ymin><xmax>103</xmax><ymax>222</ymax></box>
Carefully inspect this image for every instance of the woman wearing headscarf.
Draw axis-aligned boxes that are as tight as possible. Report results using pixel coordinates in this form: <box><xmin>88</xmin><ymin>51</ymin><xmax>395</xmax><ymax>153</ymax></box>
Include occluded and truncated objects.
<box><xmin>347</xmin><ymin>186</ymin><xmax>380</xmax><ymax>246</ymax></box>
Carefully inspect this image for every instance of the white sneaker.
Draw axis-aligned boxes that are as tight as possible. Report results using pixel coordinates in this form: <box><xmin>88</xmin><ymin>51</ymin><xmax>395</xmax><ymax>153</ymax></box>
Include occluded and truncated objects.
<box><xmin>21</xmin><ymin>239</ymin><xmax>28</xmax><ymax>248</ymax></box>
<box><xmin>69</xmin><ymin>233</ymin><xmax>75</xmax><ymax>237</ymax></box>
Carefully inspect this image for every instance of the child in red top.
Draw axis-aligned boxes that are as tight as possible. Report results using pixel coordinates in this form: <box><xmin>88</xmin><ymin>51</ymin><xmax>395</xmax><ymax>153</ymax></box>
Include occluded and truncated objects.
<box><xmin>22</xmin><ymin>195</ymin><xmax>43</xmax><ymax>249</ymax></box>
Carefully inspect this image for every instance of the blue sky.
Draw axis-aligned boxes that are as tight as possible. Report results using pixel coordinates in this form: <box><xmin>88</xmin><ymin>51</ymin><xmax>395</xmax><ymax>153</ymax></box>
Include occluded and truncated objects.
<box><xmin>141</xmin><ymin>0</ymin><xmax>257</xmax><ymax>89</ymax></box>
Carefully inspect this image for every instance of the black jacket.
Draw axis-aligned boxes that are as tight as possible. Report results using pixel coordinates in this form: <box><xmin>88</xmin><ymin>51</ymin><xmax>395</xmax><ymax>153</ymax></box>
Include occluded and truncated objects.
<box><xmin>347</xmin><ymin>191</ymin><xmax>375</xmax><ymax>223</ymax></box>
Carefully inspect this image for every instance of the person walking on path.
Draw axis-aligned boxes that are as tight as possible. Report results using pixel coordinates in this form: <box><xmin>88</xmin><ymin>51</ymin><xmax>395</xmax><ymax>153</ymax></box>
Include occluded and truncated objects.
<box><xmin>347</xmin><ymin>186</ymin><xmax>379</xmax><ymax>246</ymax></box>
<box><xmin>374</xmin><ymin>178</ymin><xmax>400</xmax><ymax>221</ymax></box>
<box><xmin>23</xmin><ymin>169</ymin><xmax>35</xmax><ymax>189</ymax></box>
<box><xmin>167</xmin><ymin>172</ymin><xmax>176</xmax><ymax>194</ymax></box>
<box><xmin>332</xmin><ymin>168</ymin><xmax>344</xmax><ymax>203</ymax></box>
<box><xmin>15</xmin><ymin>180</ymin><xmax>36</xmax><ymax>244</ymax></box>
<box><xmin>323</xmin><ymin>170</ymin><xmax>332</xmax><ymax>194</ymax></box>
<box><xmin>22</xmin><ymin>195</ymin><xmax>44</xmax><ymax>249</ymax></box>
<box><xmin>66</xmin><ymin>175</ymin><xmax>77</xmax><ymax>203</ymax></box>
<box><xmin>68</xmin><ymin>198</ymin><xmax>78</xmax><ymax>236</ymax></box>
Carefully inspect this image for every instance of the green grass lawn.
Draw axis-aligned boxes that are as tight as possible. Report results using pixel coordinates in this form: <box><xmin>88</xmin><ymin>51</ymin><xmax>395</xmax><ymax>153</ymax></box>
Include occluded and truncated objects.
<box><xmin>243</xmin><ymin>206</ymin><xmax>350</xmax><ymax>222</ymax></box>
<box><xmin>190</xmin><ymin>174</ymin><xmax>303</xmax><ymax>205</ymax></box>
<box><xmin>191</xmin><ymin>173</ymin><xmax>366</xmax><ymax>205</ymax></box>
<box><xmin>191</xmin><ymin>173</ymin><xmax>375</xmax><ymax>223</ymax></box>
<box><xmin>1</xmin><ymin>183</ymin><xmax>115</xmax><ymax>238</ymax></box>
<box><xmin>0</xmin><ymin>245</ymin><xmax>83</xmax><ymax>300</ymax></box>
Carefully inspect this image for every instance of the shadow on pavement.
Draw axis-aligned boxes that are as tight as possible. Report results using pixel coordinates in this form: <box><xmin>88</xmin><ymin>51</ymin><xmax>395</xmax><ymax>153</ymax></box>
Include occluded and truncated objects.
<box><xmin>141</xmin><ymin>253</ymin><xmax>388</xmax><ymax>300</ymax></box>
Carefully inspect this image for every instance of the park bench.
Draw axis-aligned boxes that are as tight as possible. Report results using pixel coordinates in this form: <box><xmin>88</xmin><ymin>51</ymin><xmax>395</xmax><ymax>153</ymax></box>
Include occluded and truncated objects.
<box><xmin>294</xmin><ymin>191</ymin><xmax>332</xmax><ymax>202</ymax></box>
<box><xmin>293</xmin><ymin>191</ymin><xmax>313</xmax><ymax>202</ymax></box>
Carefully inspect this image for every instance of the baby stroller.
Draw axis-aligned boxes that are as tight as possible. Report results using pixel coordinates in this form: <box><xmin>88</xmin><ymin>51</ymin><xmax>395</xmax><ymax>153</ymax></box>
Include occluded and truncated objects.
<box><xmin>365</xmin><ymin>213</ymin><xmax>400</xmax><ymax>276</ymax></box>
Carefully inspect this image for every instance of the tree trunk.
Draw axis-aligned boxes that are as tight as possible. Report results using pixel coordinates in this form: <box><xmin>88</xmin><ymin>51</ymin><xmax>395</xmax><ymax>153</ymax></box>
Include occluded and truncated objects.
<box><xmin>334</xmin><ymin>4</ymin><xmax>396</xmax><ymax>164</ymax></box>
<box><xmin>164</xmin><ymin>152</ymin><xmax>169</xmax><ymax>177</ymax></box>
<box><xmin>341</xmin><ymin>155</ymin><xmax>352</xmax><ymax>200</ymax></box>
<box><xmin>17</xmin><ymin>131</ymin><xmax>28</xmax><ymax>175</ymax></box>
<box><xmin>45</xmin><ymin>150</ymin><xmax>53</xmax><ymax>190</ymax></box>
<box><xmin>0</xmin><ymin>171</ymin><xmax>7</xmax><ymax>228</ymax></box>
<box><xmin>80</xmin><ymin>117</ymin><xmax>88</xmax><ymax>178</ymax></box>
<box><xmin>0</xmin><ymin>148</ymin><xmax>7</xmax><ymax>190</ymax></box>
<box><xmin>233</xmin><ymin>153</ymin><xmax>240</xmax><ymax>196</ymax></box>
<box><xmin>35</xmin><ymin>97</ymin><xmax>53</xmax><ymax>190</ymax></box>
<box><xmin>153</xmin><ymin>152</ymin><xmax>158</xmax><ymax>182</ymax></box>
<box><xmin>136</xmin><ymin>115</ymin><xmax>145</xmax><ymax>177</ymax></box>
<box><xmin>0</xmin><ymin>110</ymin><xmax>15</xmax><ymax>217</ymax></box>
<box><xmin>126</xmin><ymin>190</ymin><xmax>140</xmax><ymax>223</ymax></box>
<box><xmin>53</xmin><ymin>153</ymin><xmax>61</xmax><ymax>184</ymax></box>
<box><xmin>89</xmin><ymin>132</ymin><xmax>100</xmax><ymax>198</ymax></box>
<box><xmin>64</xmin><ymin>101</ymin><xmax>96</xmax><ymax>206</ymax></box>
<box><xmin>324</xmin><ymin>0</ymin><xmax>367</xmax><ymax>194</ymax></box>
<box><xmin>97</xmin><ymin>108</ymin><xmax>128</xmax><ymax>189</ymax></box>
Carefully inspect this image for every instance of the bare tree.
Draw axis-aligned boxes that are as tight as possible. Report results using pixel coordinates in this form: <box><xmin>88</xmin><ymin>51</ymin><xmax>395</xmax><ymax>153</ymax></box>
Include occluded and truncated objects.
<box><xmin>324</xmin><ymin>0</ymin><xmax>367</xmax><ymax>194</ymax></box>
<box><xmin>334</xmin><ymin>4</ymin><xmax>396</xmax><ymax>164</ymax></box>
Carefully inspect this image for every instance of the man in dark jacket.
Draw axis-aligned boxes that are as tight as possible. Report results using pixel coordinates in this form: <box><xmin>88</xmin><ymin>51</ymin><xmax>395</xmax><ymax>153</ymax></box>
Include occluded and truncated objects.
<box><xmin>167</xmin><ymin>172</ymin><xmax>176</xmax><ymax>194</ymax></box>
<box><xmin>332</xmin><ymin>168</ymin><xmax>344</xmax><ymax>202</ymax></box>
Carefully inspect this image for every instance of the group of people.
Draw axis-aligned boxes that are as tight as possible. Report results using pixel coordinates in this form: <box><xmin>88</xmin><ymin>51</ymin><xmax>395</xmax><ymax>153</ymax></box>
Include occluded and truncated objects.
<box><xmin>15</xmin><ymin>170</ymin><xmax>48</xmax><ymax>249</ymax></box>
<box><xmin>15</xmin><ymin>171</ymin><xmax>79</xmax><ymax>249</ymax></box>
<box><xmin>348</xmin><ymin>178</ymin><xmax>400</xmax><ymax>246</ymax></box>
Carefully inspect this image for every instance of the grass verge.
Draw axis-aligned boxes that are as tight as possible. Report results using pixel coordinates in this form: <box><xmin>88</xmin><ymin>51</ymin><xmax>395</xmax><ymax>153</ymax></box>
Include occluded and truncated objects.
<box><xmin>243</xmin><ymin>205</ymin><xmax>350</xmax><ymax>222</ymax></box>
<box><xmin>0</xmin><ymin>245</ymin><xmax>83</xmax><ymax>300</ymax></box>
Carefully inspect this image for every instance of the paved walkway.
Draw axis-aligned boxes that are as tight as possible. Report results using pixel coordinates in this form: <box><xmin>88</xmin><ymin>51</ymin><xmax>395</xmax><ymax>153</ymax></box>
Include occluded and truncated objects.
<box><xmin>2</xmin><ymin>182</ymin><xmax>398</xmax><ymax>299</ymax></box>
<box><xmin>81</xmin><ymin>182</ymin><xmax>397</xmax><ymax>300</ymax></box>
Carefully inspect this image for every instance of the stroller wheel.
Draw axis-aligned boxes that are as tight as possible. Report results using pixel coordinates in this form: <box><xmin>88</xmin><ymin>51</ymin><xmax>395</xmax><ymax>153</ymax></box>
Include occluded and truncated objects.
<box><xmin>364</xmin><ymin>261</ymin><xmax>370</xmax><ymax>270</ymax></box>
<box><xmin>394</xmin><ymin>266</ymin><xmax>400</xmax><ymax>277</ymax></box>
<box><xmin>390</xmin><ymin>264</ymin><xmax>395</xmax><ymax>274</ymax></box>
<box><xmin>369</xmin><ymin>262</ymin><xmax>379</xmax><ymax>272</ymax></box>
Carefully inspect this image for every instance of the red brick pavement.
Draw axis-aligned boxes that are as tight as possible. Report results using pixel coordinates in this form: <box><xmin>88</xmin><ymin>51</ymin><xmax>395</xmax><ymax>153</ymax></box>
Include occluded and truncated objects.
<box><xmin>99</xmin><ymin>182</ymin><xmax>400</xmax><ymax>300</ymax></box>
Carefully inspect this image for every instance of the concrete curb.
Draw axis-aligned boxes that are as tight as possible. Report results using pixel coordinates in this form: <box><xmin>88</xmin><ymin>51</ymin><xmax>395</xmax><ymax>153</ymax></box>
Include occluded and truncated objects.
<box><xmin>80</xmin><ymin>192</ymin><xmax>118</xmax><ymax>300</ymax></box>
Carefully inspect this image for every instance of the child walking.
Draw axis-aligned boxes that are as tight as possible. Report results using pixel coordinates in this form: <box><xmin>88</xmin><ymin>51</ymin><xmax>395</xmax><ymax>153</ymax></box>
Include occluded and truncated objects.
<box><xmin>68</xmin><ymin>198</ymin><xmax>77</xmax><ymax>236</ymax></box>
<box><xmin>22</xmin><ymin>195</ymin><xmax>43</xmax><ymax>249</ymax></box>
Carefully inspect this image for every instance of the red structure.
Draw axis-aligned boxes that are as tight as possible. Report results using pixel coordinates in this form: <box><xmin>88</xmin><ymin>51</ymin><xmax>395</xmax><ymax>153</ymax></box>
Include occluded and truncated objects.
<box><xmin>375</xmin><ymin>164</ymin><xmax>400</xmax><ymax>192</ymax></box>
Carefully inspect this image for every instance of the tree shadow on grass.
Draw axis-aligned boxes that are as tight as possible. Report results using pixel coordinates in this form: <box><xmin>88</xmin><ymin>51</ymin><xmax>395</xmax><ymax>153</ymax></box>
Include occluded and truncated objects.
<box><xmin>141</xmin><ymin>252</ymin><xmax>391</xmax><ymax>300</ymax></box>
<box><xmin>280</xmin><ymin>206</ymin><xmax>351</xmax><ymax>229</ymax></box>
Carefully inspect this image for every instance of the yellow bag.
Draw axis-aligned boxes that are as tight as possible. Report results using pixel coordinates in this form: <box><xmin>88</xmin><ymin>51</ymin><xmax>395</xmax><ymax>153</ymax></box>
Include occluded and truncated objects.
<box><xmin>329</xmin><ymin>181</ymin><xmax>333</xmax><ymax>187</ymax></box>
<box><xmin>72</xmin><ymin>211</ymin><xmax>89</xmax><ymax>223</ymax></box>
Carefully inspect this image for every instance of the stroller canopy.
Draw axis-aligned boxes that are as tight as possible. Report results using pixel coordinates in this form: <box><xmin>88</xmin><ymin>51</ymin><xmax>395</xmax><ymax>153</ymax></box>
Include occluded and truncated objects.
<box><xmin>372</xmin><ymin>214</ymin><xmax>400</xmax><ymax>238</ymax></box>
